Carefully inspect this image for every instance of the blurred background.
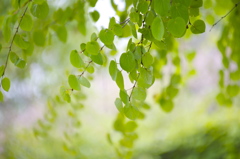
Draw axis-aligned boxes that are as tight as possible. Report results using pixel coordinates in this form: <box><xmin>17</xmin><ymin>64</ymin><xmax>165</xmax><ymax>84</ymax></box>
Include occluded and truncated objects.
<box><xmin>0</xmin><ymin>0</ymin><xmax>240</xmax><ymax>159</ymax></box>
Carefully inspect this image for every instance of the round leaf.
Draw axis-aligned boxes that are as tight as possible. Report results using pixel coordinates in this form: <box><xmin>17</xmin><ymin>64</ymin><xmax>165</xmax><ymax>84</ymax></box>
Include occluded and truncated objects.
<box><xmin>70</xmin><ymin>50</ymin><xmax>84</xmax><ymax>68</ymax></box>
<box><xmin>99</xmin><ymin>29</ymin><xmax>114</xmax><ymax>45</ymax></box>
<box><xmin>151</xmin><ymin>16</ymin><xmax>164</xmax><ymax>41</ymax></box>
<box><xmin>31</xmin><ymin>2</ymin><xmax>49</xmax><ymax>19</ymax></box>
<box><xmin>142</xmin><ymin>52</ymin><xmax>153</xmax><ymax>68</ymax></box>
<box><xmin>20</xmin><ymin>14</ymin><xmax>33</xmax><ymax>31</ymax></box>
<box><xmin>2</xmin><ymin>77</ymin><xmax>11</xmax><ymax>92</ymax></box>
<box><xmin>132</xmin><ymin>87</ymin><xmax>146</xmax><ymax>101</ymax></box>
<box><xmin>86</xmin><ymin>41</ymin><xmax>100</xmax><ymax>55</ymax></box>
<box><xmin>167</xmin><ymin>17</ymin><xmax>186</xmax><ymax>37</ymax></box>
<box><xmin>68</xmin><ymin>75</ymin><xmax>80</xmax><ymax>91</ymax></box>
<box><xmin>190</xmin><ymin>19</ymin><xmax>206</xmax><ymax>34</ymax></box>
<box><xmin>120</xmin><ymin>52</ymin><xmax>136</xmax><ymax>72</ymax></box>
<box><xmin>124</xmin><ymin>104</ymin><xmax>139</xmax><ymax>120</ymax></box>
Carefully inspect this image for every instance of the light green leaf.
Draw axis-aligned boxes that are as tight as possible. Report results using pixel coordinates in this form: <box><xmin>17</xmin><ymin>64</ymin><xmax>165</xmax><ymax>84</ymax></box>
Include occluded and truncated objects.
<box><xmin>142</xmin><ymin>52</ymin><xmax>153</xmax><ymax>68</ymax></box>
<box><xmin>90</xmin><ymin>10</ymin><xmax>100</xmax><ymax>22</ymax></box>
<box><xmin>3</xmin><ymin>17</ymin><xmax>12</xmax><ymax>42</ymax></box>
<box><xmin>190</xmin><ymin>19</ymin><xmax>206</xmax><ymax>34</ymax></box>
<box><xmin>60</xmin><ymin>86</ymin><xmax>71</xmax><ymax>103</ymax></box>
<box><xmin>33</xmin><ymin>30</ymin><xmax>45</xmax><ymax>46</ymax></box>
<box><xmin>90</xmin><ymin>53</ymin><xmax>103</xmax><ymax>65</ymax></box>
<box><xmin>91</xmin><ymin>32</ymin><xmax>98</xmax><ymax>41</ymax></box>
<box><xmin>14</xmin><ymin>35</ymin><xmax>30</xmax><ymax>49</ymax></box>
<box><xmin>132</xmin><ymin>87</ymin><xmax>146</xmax><ymax>101</ymax></box>
<box><xmin>2</xmin><ymin>77</ymin><xmax>11</xmax><ymax>92</ymax></box>
<box><xmin>154</xmin><ymin>0</ymin><xmax>170</xmax><ymax>16</ymax></box>
<box><xmin>115</xmin><ymin>98</ymin><xmax>124</xmax><ymax>114</ymax></box>
<box><xmin>129</xmin><ymin>21</ymin><xmax>138</xmax><ymax>39</ymax></box>
<box><xmin>68</xmin><ymin>75</ymin><xmax>80</xmax><ymax>90</ymax></box>
<box><xmin>79</xmin><ymin>76</ymin><xmax>91</xmax><ymax>88</ymax></box>
<box><xmin>87</xmin><ymin>66</ymin><xmax>95</xmax><ymax>74</ymax></box>
<box><xmin>124</xmin><ymin>104</ymin><xmax>139</xmax><ymax>120</ymax></box>
<box><xmin>137</xmin><ymin>0</ymin><xmax>148</xmax><ymax>14</ymax></box>
<box><xmin>120</xmin><ymin>52</ymin><xmax>136</xmax><ymax>72</ymax></box>
<box><xmin>138</xmin><ymin>68</ymin><xmax>154</xmax><ymax>88</ymax></box>
<box><xmin>16</xmin><ymin>59</ymin><xmax>26</xmax><ymax>69</ymax></box>
<box><xmin>166</xmin><ymin>85</ymin><xmax>179</xmax><ymax>99</ymax></box>
<box><xmin>151</xmin><ymin>16</ymin><xmax>164</xmax><ymax>41</ymax></box>
<box><xmin>70</xmin><ymin>50</ymin><xmax>84</xmax><ymax>68</ymax></box>
<box><xmin>226</xmin><ymin>85</ymin><xmax>239</xmax><ymax>97</ymax></box>
<box><xmin>116</xmin><ymin>71</ymin><xmax>124</xmax><ymax>90</ymax></box>
<box><xmin>145</xmin><ymin>11</ymin><xmax>155</xmax><ymax>26</ymax></box>
<box><xmin>86</xmin><ymin>41</ymin><xmax>100</xmax><ymax>55</ymax></box>
<box><xmin>20</xmin><ymin>14</ymin><xmax>33</xmax><ymax>31</ymax></box>
<box><xmin>55</xmin><ymin>25</ymin><xmax>67</xmax><ymax>43</ymax></box>
<box><xmin>120</xmin><ymin>90</ymin><xmax>129</xmax><ymax>105</ymax></box>
<box><xmin>31</xmin><ymin>1</ymin><xmax>49</xmax><ymax>19</ymax></box>
<box><xmin>10</xmin><ymin>52</ymin><xmax>19</xmax><ymax>64</ymax></box>
<box><xmin>167</xmin><ymin>17</ymin><xmax>186</xmax><ymax>37</ymax></box>
<box><xmin>113</xmin><ymin>24</ymin><xmax>123</xmax><ymax>36</ymax></box>
<box><xmin>130</xmin><ymin>11</ymin><xmax>139</xmax><ymax>23</ymax></box>
<box><xmin>0</xmin><ymin>65</ymin><xmax>4</xmax><ymax>76</ymax></box>
<box><xmin>108</xmin><ymin>17</ymin><xmax>116</xmax><ymax>29</ymax></box>
<box><xmin>99</xmin><ymin>29</ymin><xmax>115</xmax><ymax>45</ymax></box>
<box><xmin>109</xmin><ymin>60</ymin><xmax>118</xmax><ymax>81</ymax></box>
<box><xmin>159</xmin><ymin>98</ymin><xmax>174</xmax><ymax>112</ymax></box>
<box><xmin>125</xmin><ymin>121</ymin><xmax>138</xmax><ymax>132</ymax></box>
<box><xmin>171</xmin><ymin>4</ymin><xmax>189</xmax><ymax>24</ymax></box>
<box><xmin>0</xmin><ymin>91</ymin><xmax>3</xmax><ymax>102</ymax></box>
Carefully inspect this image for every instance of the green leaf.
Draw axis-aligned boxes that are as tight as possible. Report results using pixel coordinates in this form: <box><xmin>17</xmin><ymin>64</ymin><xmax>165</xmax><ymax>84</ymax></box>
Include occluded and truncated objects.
<box><xmin>0</xmin><ymin>91</ymin><xmax>3</xmax><ymax>102</ymax></box>
<box><xmin>14</xmin><ymin>35</ymin><xmax>30</xmax><ymax>49</ymax></box>
<box><xmin>55</xmin><ymin>25</ymin><xmax>67</xmax><ymax>43</ymax></box>
<box><xmin>109</xmin><ymin>60</ymin><xmax>118</xmax><ymax>81</ymax></box>
<box><xmin>31</xmin><ymin>1</ymin><xmax>49</xmax><ymax>19</ymax></box>
<box><xmin>190</xmin><ymin>19</ymin><xmax>206</xmax><ymax>34</ymax></box>
<box><xmin>115</xmin><ymin>98</ymin><xmax>124</xmax><ymax>114</ymax></box>
<box><xmin>33</xmin><ymin>30</ymin><xmax>45</xmax><ymax>46</ymax></box>
<box><xmin>129</xmin><ymin>21</ymin><xmax>138</xmax><ymax>39</ymax></box>
<box><xmin>88</xmin><ymin>0</ymin><xmax>97</xmax><ymax>7</ymax></box>
<box><xmin>90</xmin><ymin>53</ymin><xmax>103</xmax><ymax>65</ymax></box>
<box><xmin>124</xmin><ymin>104</ymin><xmax>139</xmax><ymax>120</ymax></box>
<box><xmin>137</xmin><ymin>0</ymin><xmax>148</xmax><ymax>14</ymax></box>
<box><xmin>90</xmin><ymin>10</ymin><xmax>100</xmax><ymax>22</ymax></box>
<box><xmin>113</xmin><ymin>24</ymin><xmax>123</xmax><ymax>36</ymax></box>
<box><xmin>171</xmin><ymin>4</ymin><xmax>189</xmax><ymax>24</ymax></box>
<box><xmin>142</xmin><ymin>52</ymin><xmax>153</xmax><ymax>68</ymax></box>
<box><xmin>60</xmin><ymin>86</ymin><xmax>71</xmax><ymax>103</ymax></box>
<box><xmin>151</xmin><ymin>16</ymin><xmax>164</xmax><ymax>41</ymax></box>
<box><xmin>15</xmin><ymin>59</ymin><xmax>26</xmax><ymax>69</ymax></box>
<box><xmin>2</xmin><ymin>77</ymin><xmax>11</xmax><ymax>92</ymax></box>
<box><xmin>166</xmin><ymin>85</ymin><xmax>179</xmax><ymax>99</ymax></box>
<box><xmin>125</xmin><ymin>121</ymin><xmax>138</xmax><ymax>132</ymax></box>
<box><xmin>116</xmin><ymin>71</ymin><xmax>124</xmax><ymax>90</ymax></box>
<box><xmin>159</xmin><ymin>98</ymin><xmax>174</xmax><ymax>112</ymax></box>
<box><xmin>99</xmin><ymin>29</ymin><xmax>115</xmax><ymax>45</ymax></box>
<box><xmin>0</xmin><ymin>65</ymin><xmax>4</xmax><ymax>76</ymax></box>
<box><xmin>20</xmin><ymin>14</ymin><xmax>33</xmax><ymax>31</ymax></box>
<box><xmin>79</xmin><ymin>76</ymin><xmax>91</xmax><ymax>88</ymax></box>
<box><xmin>120</xmin><ymin>90</ymin><xmax>129</xmax><ymax>105</ymax></box>
<box><xmin>167</xmin><ymin>17</ymin><xmax>186</xmax><ymax>38</ymax></box>
<box><xmin>120</xmin><ymin>52</ymin><xmax>136</xmax><ymax>72</ymax></box>
<box><xmin>3</xmin><ymin>17</ymin><xmax>12</xmax><ymax>42</ymax></box>
<box><xmin>130</xmin><ymin>11</ymin><xmax>139</xmax><ymax>23</ymax></box>
<box><xmin>108</xmin><ymin>17</ymin><xmax>116</xmax><ymax>29</ymax></box>
<box><xmin>132</xmin><ymin>87</ymin><xmax>146</xmax><ymax>101</ymax></box>
<box><xmin>10</xmin><ymin>52</ymin><xmax>19</xmax><ymax>64</ymax></box>
<box><xmin>154</xmin><ymin>0</ymin><xmax>170</xmax><ymax>16</ymax></box>
<box><xmin>138</xmin><ymin>68</ymin><xmax>154</xmax><ymax>88</ymax></box>
<box><xmin>226</xmin><ymin>85</ymin><xmax>239</xmax><ymax>97</ymax></box>
<box><xmin>190</xmin><ymin>0</ymin><xmax>203</xmax><ymax>8</ymax></box>
<box><xmin>68</xmin><ymin>75</ymin><xmax>80</xmax><ymax>90</ymax></box>
<box><xmin>0</xmin><ymin>43</ymin><xmax>2</xmax><ymax>52</ymax></box>
<box><xmin>86</xmin><ymin>41</ymin><xmax>100</xmax><ymax>55</ymax></box>
<box><xmin>70</xmin><ymin>50</ymin><xmax>84</xmax><ymax>68</ymax></box>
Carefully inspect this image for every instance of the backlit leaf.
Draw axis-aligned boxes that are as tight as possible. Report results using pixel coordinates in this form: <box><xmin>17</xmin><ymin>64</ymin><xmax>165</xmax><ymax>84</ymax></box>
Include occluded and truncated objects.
<box><xmin>115</xmin><ymin>98</ymin><xmax>124</xmax><ymax>114</ymax></box>
<box><xmin>190</xmin><ymin>19</ymin><xmax>206</xmax><ymax>34</ymax></box>
<box><xmin>33</xmin><ymin>30</ymin><xmax>45</xmax><ymax>46</ymax></box>
<box><xmin>2</xmin><ymin>77</ymin><xmax>11</xmax><ymax>92</ymax></box>
<box><xmin>132</xmin><ymin>87</ymin><xmax>146</xmax><ymax>101</ymax></box>
<box><xmin>31</xmin><ymin>1</ymin><xmax>49</xmax><ymax>19</ymax></box>
<box><xmin>151</xmin><ymin>16</ymin><xmax>164</xmax><ymax>41</ymax></box>
<box><xmin>142</xmin><ymin>52</ymin><xmax>153</xmax><ymax>68</ymax></box>
<box><xmin>79</xmin><ymin>76</ymin><xmax>91</xmax><ymax>88</ymax></box>
<box><xmin>120</xmin><ymin>52</ymin><xmax>136</xmax><ymax>72</ymax></box>
<box><xmin>116</xmin><ymin>71</ymin><xmax>124</xmax><ymax>90</ymax></box>
<box><xmin>124</xmin><ymin>104</ymin><xmax>139</xmax><ymax>120</ymax></box>
<box><xmin>86</xmin><ymin>41</ymin><xmax>100</xmax><ymax>55</ymax></box>
<box><xmin>167</xmin><ymin>17</ymin><xmax>186</xmax><ymax>37</ymax></box>
<box><xmin>20</xmin><ymin>14</ymin><xmax>33</xmax><ymax>31</ymax></box>
<box><xmin>109</xmin><ymin>60</ymin><xmax>118</xmax><ymax>81</ymax></box>
<box><xmin>68</xmin><ymin>75</ymin><xmax>80</xmax><ymax>90</ymax></box>
<box><xmin>154</xmin><ymin>0</ymin><xmax>170</xmax><ymax>16</ymax></box>
<box><xmin>70</xmin><ymin>50</ymin><xmax>84</xmax><ymax>68</ymax></box>
<box><xmin>99</xmin><ymin>29</ymin><xmax>114</xmax><ymax>45</ymax></box>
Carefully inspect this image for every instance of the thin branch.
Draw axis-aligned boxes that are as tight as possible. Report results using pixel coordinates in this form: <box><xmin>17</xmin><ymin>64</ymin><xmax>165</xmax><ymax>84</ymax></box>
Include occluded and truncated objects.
<box><xmin>129</xmin><ymin>73</ymin><xmax>140</xmax><ymax>101</ymax></box>
<box><xmin>78</xmin><ymin>60</ymin><xmax>93</xmax><ymax>77</ymax></box>
<box><xmin>0</xmin><ymin>1</ymin><xmax>30</xmax><ymax>88</ymax></box>
<box><xmin>210</xmin><ymin>1</ymin><xmax>240</xmax><ymax>31</ymax></box>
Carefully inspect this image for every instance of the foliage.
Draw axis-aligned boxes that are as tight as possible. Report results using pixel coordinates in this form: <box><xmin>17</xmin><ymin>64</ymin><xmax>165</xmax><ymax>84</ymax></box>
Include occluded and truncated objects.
<box><xmin>0</xmin><ymin>0</ymin><xmax>240</xmax><ymax>158</ymax></box>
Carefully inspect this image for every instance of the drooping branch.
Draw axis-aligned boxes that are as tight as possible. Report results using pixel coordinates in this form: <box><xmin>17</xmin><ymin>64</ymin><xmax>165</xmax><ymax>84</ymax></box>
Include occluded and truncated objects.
<box><xmin>210</xmin><ymin>1</ymin><xmax>240</xmax><ymax>31</ymax></box>
<box><xmin>0</xmin><ymin>1</ymin><xmax>31</xmax><ymax>88</ymax></box>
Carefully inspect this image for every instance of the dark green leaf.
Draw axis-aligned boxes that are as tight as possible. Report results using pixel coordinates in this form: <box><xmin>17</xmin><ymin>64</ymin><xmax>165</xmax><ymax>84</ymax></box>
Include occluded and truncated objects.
<box><xmin>90</xmin><ymin>10</ymin><xmax>100</xmax><ymax>22</ymax></box>
<box><xmin>190</xmin><ymin>20</ymin><xmax>206</xmax><ymax>34</ymax></box>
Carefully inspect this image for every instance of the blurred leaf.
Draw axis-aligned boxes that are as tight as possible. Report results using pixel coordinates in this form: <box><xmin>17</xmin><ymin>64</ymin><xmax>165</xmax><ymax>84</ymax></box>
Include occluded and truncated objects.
<box><xmin>2</xmin><ymin>77</ymin><xmax>11</xmax><ymax>92</ymax></box>
<box><xmin>79</xmin><ymin>76</ymin><xmax>91</xmax><ymax>88</ymax></box>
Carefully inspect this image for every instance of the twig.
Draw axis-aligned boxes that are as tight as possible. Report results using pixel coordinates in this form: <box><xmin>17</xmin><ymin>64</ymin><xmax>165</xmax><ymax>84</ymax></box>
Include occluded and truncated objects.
<box><xmin>210</xmin><ymin>1</ymin><xmax>240</xmax><ymax>31</ymax></box>
<box><xmin>129</xmin><ymin>73</ymin><xmax>140</xmax><ymax>101</ymax></box>
<box><xmin>0</xmin><ymin>2</ymin><xmax>30</xmax><ymax>89</ymax></box>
